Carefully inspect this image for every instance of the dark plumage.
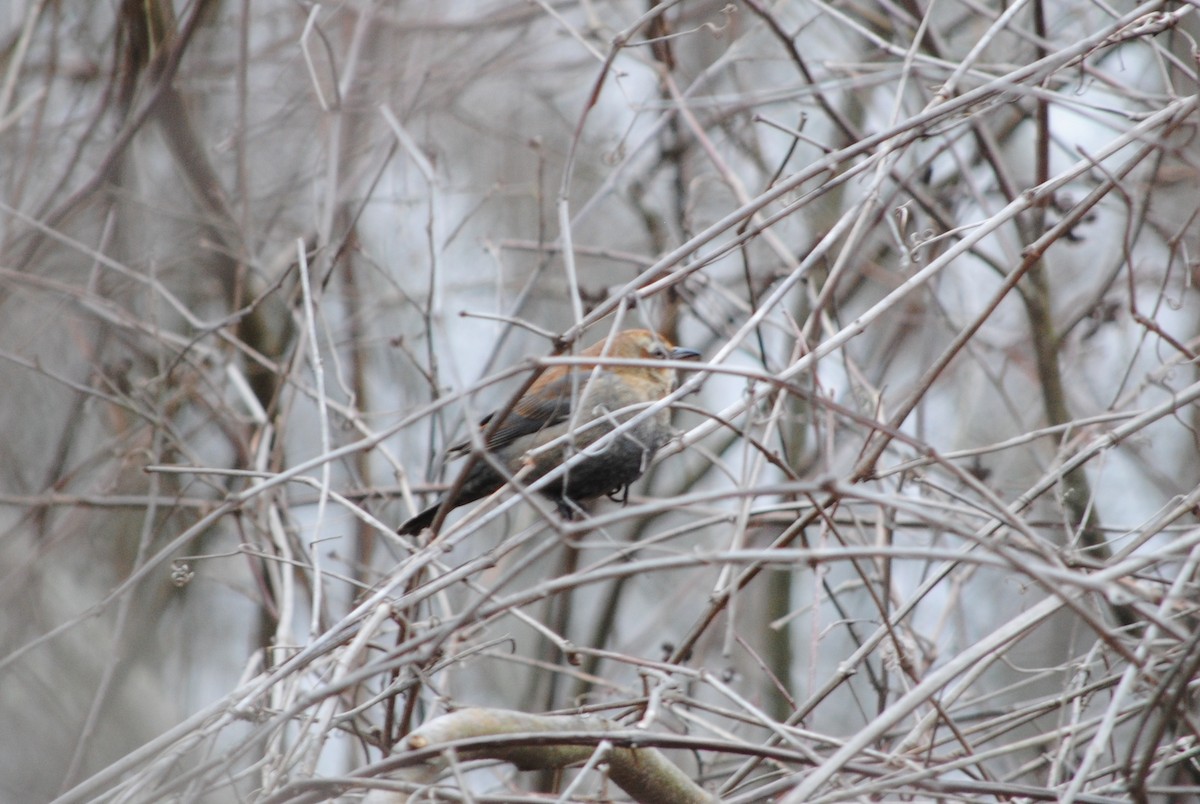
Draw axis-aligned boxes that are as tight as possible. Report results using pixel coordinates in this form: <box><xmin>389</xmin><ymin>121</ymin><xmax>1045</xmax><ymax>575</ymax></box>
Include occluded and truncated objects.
<box><xmin>398</xmin><ymin>329</ymin><xmax>699</xmax><ymax>535</ymax></box>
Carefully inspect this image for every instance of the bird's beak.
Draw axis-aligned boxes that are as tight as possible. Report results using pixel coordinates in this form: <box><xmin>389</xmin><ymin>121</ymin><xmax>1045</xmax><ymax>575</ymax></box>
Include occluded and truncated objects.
<box><xmin>670</xmin><ymin>347</ymin><xmax>701</xmax><ymax>361</ymax></box>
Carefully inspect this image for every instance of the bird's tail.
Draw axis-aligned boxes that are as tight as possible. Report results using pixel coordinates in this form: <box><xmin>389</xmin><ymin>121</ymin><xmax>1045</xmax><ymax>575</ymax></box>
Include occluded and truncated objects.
<box><xmin>397</xmin><ymin>502</ymin><xmax>441</xmax><ymax>536</ymax></box>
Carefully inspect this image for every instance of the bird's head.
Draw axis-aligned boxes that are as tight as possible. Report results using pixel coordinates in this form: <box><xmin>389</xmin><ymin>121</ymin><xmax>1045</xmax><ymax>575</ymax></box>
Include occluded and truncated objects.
<box><xmin>584</xmin><ymin>328</ymin><xmax>700</xmax><ymax>397</ymax></box>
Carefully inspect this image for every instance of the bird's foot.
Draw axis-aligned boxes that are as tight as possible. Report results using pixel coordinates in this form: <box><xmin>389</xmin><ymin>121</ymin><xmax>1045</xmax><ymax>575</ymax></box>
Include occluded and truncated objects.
<box><xmin>606</xmin><ymin>484</ymin><xmax>630</xmax><ymax>505</ymax></box>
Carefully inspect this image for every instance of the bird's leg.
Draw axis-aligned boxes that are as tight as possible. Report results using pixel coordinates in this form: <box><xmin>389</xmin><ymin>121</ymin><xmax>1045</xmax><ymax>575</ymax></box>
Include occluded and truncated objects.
<box><xmin>556</xmin><ymin>497</ymin><xmax>586</xmax><ymax>521</ymax></box>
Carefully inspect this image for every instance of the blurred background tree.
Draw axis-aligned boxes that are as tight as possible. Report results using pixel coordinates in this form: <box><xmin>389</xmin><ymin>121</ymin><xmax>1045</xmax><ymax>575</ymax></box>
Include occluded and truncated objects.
<box><xmin>2</xmin><ymin>0</ymin><xmax>1199</xmax><ymax>801</ymax></box>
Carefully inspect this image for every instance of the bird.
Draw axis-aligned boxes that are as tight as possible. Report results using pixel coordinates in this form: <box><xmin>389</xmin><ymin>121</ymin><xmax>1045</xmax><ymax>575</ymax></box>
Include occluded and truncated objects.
<box><xmin>398</xmin><ymin>329</ymin><xmax>700</xmax><ymax>535</ymax></box>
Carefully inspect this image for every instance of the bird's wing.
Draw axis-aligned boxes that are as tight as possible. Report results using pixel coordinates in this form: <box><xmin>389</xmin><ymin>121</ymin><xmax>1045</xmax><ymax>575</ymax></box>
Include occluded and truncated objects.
<box><xmin>445</xmin><ymin>369</ymin><xmax>612</xmax><ymax>456</ymax></box>
<box><xmin>446</xmin><ymin>405</ymin><xmax>565</xmax><ymax>457</ymax></box>
<box><xmin>480</xmin><ymin>372</ymin><xmax>581</xmax><ymax>451</ymax></box>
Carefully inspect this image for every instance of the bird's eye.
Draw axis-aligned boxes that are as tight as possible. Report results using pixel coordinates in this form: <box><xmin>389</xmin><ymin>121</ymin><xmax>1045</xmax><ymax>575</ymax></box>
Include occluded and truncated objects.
<box><xmin>650</xmin><ymin>343</ymin><xmax>669</xmax><ymax>359</ymax></box>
